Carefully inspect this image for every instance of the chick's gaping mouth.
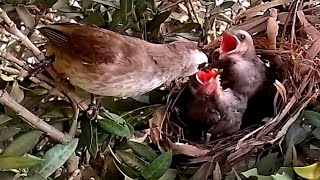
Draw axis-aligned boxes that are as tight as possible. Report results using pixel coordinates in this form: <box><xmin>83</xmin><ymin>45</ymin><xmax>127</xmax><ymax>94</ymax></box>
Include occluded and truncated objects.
<box><xmin>196</xmin><ymin>68</ymin><xmax>219</xmax><ymax>84</ymax></box>
<box><xmin>221</xmin><ymin>32</ymin><xmax>239</xmax><ymax>53</ymax></box>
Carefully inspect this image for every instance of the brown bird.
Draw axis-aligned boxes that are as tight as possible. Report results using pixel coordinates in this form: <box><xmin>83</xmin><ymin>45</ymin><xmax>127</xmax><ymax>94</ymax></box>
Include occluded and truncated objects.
<box><xmin>185</xmin><ymin>68</ymin><xmax>248</xmax><ymax>136</ymax></box>
<box><xmin>212</xmin><ymin>29</ymin><xmax>267</xmax><ymax>99</ymax></box>
<box><xmin>38</xmin><ymin>23</ymin><xmax>208</xmax><ymax>97</ymax></box>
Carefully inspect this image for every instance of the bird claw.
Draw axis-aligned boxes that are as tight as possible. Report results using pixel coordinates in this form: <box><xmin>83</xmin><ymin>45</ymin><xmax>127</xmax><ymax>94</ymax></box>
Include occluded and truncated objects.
<box><xmin>86</xmin><ymin>94</ymin><xmax>99</xmax><ymax>121</ymax></box>
<box><xmin>30</xmin><ymin>57</ymin><xmax>54</xmax><ymax>77</ymax></box>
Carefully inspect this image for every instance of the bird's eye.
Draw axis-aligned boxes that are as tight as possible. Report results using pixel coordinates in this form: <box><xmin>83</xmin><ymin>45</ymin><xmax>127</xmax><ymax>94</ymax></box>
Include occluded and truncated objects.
<box><xmin>239</xmin><ymin>34</ymin><xmax>246</xmax><ymax>41</ymax></box>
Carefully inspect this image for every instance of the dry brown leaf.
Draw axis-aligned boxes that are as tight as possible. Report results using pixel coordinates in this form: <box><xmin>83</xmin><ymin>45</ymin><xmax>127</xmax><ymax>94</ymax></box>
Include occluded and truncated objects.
<box><xmin>233</xmin><ymin>16</ymin><xmax>268</xmax><ymax>33</ymax></box>
<box><xmin>169</xmin><ymin>141</ymin><xmax>209</xmax><ymax>157</ymax></box>
<box><xmin>297</xmin><ymin>10</ymin><xmax>320</xmax><ymax>59</ymax></box>
<box><xmin>274</xmin><ymin>80</ymin><xmax>287</xmax><ymax>103</ymax></box>
<box><xmin>235</xmin><ymin>0</ymin><xmax>295</xmax><ymax>20</ymax></box>
<box><xmin>267</xmin><ymin>8</ymin><xmax>279</xmax><ymax>50</ymax></box>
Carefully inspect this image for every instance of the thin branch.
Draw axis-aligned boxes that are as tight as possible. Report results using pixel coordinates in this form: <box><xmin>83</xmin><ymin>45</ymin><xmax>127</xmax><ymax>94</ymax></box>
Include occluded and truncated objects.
<box><xmin>0</xmin><ymin>90</ymin><xmax>69</xmax><ymax>143</ymax></box>
<box><xmin>0</xmin><ymin>7</ymin><xmax>88</xmax><ymax>110</ymax></box>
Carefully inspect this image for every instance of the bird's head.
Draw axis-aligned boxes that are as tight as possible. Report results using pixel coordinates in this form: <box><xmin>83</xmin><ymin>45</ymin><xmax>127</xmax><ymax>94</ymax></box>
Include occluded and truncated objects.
<box><xmin>189</xmin><ymin>68</ymin><xmax>222</xmax><ymax>96</ymax></box>
<box><xmin>219</xmin><ymin>30</ymin><xmax>256</xmax><ymax>59</ymax></box>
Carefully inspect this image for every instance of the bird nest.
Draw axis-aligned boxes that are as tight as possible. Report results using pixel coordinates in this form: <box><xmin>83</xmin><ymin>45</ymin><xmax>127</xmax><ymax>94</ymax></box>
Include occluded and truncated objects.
<box><xmin>153</xmin><ymin>1</ymin><xmax>320</xmax><ymax>172</ymax></box>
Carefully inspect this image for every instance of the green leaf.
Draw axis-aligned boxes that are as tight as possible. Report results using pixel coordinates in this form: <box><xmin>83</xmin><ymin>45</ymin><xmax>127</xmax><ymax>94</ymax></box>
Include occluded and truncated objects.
<box><xmin>173</xmin><ymin>23</ymin><xmax>200</xmax><ymax>33</ymax></box>
<box><xmin>158</xmin><ymin>169</ymin><xmax>178</xmax><ymax>180</ymax></box>
<box><xmin>256</xmin><ymin>152</ymin><xmax>282</xmax><ymax>175</ymax></box>
<box><xmin>135</xmin><ymin>0</ymin><xmax>147</xmax><ymax>19</ymax></box>
<box><xmin>2</xmin><ymin>130</ymin><xmax>43</xmax><ymax>156</ymax></box>
<box><xmin>116</xmin><ymin>150</ymin><xmax>148</xmax><ymax>172</ymax></box>
<box><xmin>141</xmin><ymin>150</ymin><xmax>172</xmax><ymax>180</ymax></box>
<box><xmin>0</xmin><ymin>127</ymin><xmax>20</xmax><ymax>142</ymax></box>
<box><xmin>120</xmin><ymin>0</ymin><xmax>128</xmax><ymax>22</ymax></box>
<box><xmin>0</xmin><ymin>155</ymin><xmax>44</xmax><ymax>170</ymax></box>
<box><xmin>294</xmin><ymin>162</ymin><xmax>320</xmax><ymax>179</ymax></box>
<box><xmin>285</xmin><ymin>123</ymin><xmax>311</xmax><ymax>145</ymax></box>
<box><xmin>113</xmin><ymin>159</ymin><xmax>141</xmax><ymax>179</ymax></box>
<box><xmin>0</xmin><ymin>172</ymin><xmax>16</xmax><ymax>180</ymax></box>
<box><xmin>98</xmin><ymin>119</ymin><xmax>131</xmax><ymax>137</ymax></box>
<box><xmin>190</xmin><ymin>161</ymin><xmax>215</xmax><ymax>180</ymax></box>
<box><xmin>32</xmin><ymin>139</ymin><xmax>79</xmax><ymax>178</ymax></box>
<box><xmin>36</xmin><ymin>0</ymin><xmax>58</xmax><ymax>8</ymax></box>
<box><xmin>128</xmin><ymin>141</ymin><xmax>158</xmax><ymax>162</ymax></box>
<box><xmin>313</xmin><ymin>128</ymin><xmax>320</xmax><ymax>140</ymax></box>
<box><xmin>219</xmin><ymin>1</ymin><xmax>235</xmax><ymax>10</ymax></box>
<box><xmin>10</xmin><ymin>81</ymin><xmax>24</xmax><ymax>104</ymax></box>
<box><xmin>92</xmin><ymin>0</ymin><xmax>120</xmax><ymax>9</ymax></box>
<box><xmin>16</xmin><ymin>5</ymin><xmax>35</xmax><ymax>29</ymax></box>
<box><xmin>0</xmin><ymin>115</ymin><xmax>12</xmax><ymax>125</ymax></box>
<box><xmin>303</xmin><ymin>110</ymin><xmax>320</xmax><ymax>128</ymax></box>
<box><xmin>80</xmin><ymin>12</ymin><xmax>105</xmax><ymax>26</ymax></box>
<box><xmin>271</xmin><ymin>172</ymin><xmax>293</xmax><ymax>180</ymax></box>
<box><xmin>241</xmin><ymin>168</ymin><xmax>273</xmax><ymax>180</ymax></box>
<box><xmin>81</xmin><ymin>0</ymin><xmax>93</xmax><ymax>9</ymax></box>
<box><xmin>146</xmin><ymin>11</ymin><xmax>171</xmax><ymax>32</ymax></box>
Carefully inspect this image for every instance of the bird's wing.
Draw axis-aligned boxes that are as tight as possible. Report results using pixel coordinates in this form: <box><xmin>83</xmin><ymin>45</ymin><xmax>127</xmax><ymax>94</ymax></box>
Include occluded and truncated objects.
<box><xmin>39</xmin><ymin>23</ymin><xmax>152</xmax><ymax>65</ymax></box>
<box><xmin>39</xmin><ymin>23</ymin><xmax>167</xmax><ymax>79</ymax></box>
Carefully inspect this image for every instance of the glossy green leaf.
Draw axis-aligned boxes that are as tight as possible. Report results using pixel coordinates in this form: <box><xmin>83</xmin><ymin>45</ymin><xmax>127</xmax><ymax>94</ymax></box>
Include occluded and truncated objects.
<box><xmin>0</xmin><ymin>127</ymin><xmax>20</xmax><ymax>142</ymax></box>
<box><xmin>241</xmin><ymin>168</ymin><xmax>273</xmax><ymax>180</ymax></box>
<box><xmin>92</xmin><ymin>0</ymin><xmax>120</xmax><ymax>9</ymax></box>
<box><xmin>313</xmin><ymin>128</ymin><xmax>320</xmax><ymax>140</ymax></box>
<box><xmin>158</xmin><ymin>169</ymin><xmax>178</xmax><ymax>180</ymax></box>
<box><xmin>271</xmin><ymin>172</ymin><xmax>293</xmax><ymax>180</ymax></box>
<box><xmin>10</xmin><ymin>81</ymin><xmax>24</xmax><ymax>104</ymax></box>
<box><xmin>219</xmin><ymin>1</ymin><xmax>235</xmax><ymax>10</ymax></box>
<box><xmin>256</xmin><ymin>152</ymin><xmax>282</xmax><ymax>175</ymax></box>
<box><xmin>16</xmin><ymin>5</ymin><xmax>35</xmax><ymax>29</ymax></box>
<box><xmin>98</xmin><ymin>119</ymin><xmax>131</xmax><ymax>137</ymax></box>
<box><xmin>0</xmin><ymin>155</ymin><xmax>44</xmax><ymax>170</ymax></box>
<box><xmin>128</xmin><ymin>141</ymin><xmax>158</xmax><ymax>162</ymax></box>
<box><xmin>304</xmin><ymin>110</ymin><xmax>320</xmax><ymax>128</ymax></box>
<box><xmin>117</xmin><ymin>150</ymin><xmax>148</xmax><ymax>172</ymax></box>
<box><xmin>36</xmin><ymin>0</ymin><xmax>58</xmax><ymax>8</ymax></box>
<box><xmin>120</xmin><ymin>0</ymin><xmax>128</xmax><ymax>22</ymax></box>
<box><xmin>113</xmin><ymin>159</ymin><xmax>141</xmax><ymax>179</ymax></box>
<box><xmin>110</xmin><ymin>146</ymin><xmax>141</xmax><ymax>179</ymax></box>
<box><xmin>173</xmin><ymin>23</ymin><xmax>200</xmax><ymax>33</ymax></box>
<box><xmin>0</xmin><ymin>115</ymin><xmax>12</xmax><ymax>125</ymax></box>
<box><xmin>294</xmin><ymin>162</ymin><xmax>320</xmax><ymax>179</ymax></box>
<box><xmin>3</xmin><ymin>130</ymin><xmax>43</xmax><ymax>156</ymax></box>
<box><xmin>146</xmin><ymin>11</ymin><xmax>171</xmax><ymax>32</ymax></box>
<box><xmin>81</xmin><ymin>0</ymin><xmax>93</xmax><ymax>9</ymax></box>
<box><xmin>141</xmin><ymin>150</ymin><xmax>172</xmax><ymax>180</ymax></box>
<box><xmin>190</xmin><ymin>161</ymin><xmax>215</xmax><ymax>180</ymax></box>
<box><xmin>80</xmin><ymin>12</ymin><xmax>105</xmax><ymax>26</ymax></box>
<box><xmin>32</xmin><ymin>139</ymin><xmax>79</xmax><ymax>178</ymax></box>
<box><xmin>0</xmin><ymin>172</ymin><xmax>16</xmax><ymax>180</ymax></box>
<box><xmin>285</xmin><ymin>123</ymin><xmax>311</xmax><ymax>145</ymax></box>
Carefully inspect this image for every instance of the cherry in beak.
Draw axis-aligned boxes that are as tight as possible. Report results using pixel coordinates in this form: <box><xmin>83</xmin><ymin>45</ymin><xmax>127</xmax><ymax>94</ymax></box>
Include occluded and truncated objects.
<box><xmin>196</xmin><ymin>68</ymin><xmax>219</xmax><ymax>84</ymax></box>
<box><xmin>221</xmin><ymin>32</ymin><xmax>239</xmax><ymax>53</ymax></box>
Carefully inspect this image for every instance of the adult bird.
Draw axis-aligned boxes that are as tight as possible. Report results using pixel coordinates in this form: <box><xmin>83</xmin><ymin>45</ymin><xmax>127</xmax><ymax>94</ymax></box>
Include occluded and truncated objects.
<box><xmin>38</xmin><ymin>23</ymin><xmax>208</xmax><ymax>97</ymax></box>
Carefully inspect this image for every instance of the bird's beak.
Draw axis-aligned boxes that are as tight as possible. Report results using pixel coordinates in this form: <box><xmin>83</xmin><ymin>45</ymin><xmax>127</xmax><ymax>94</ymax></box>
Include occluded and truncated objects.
<box><xmin>220</xmin><ymin>31</ymin><xmax>240</xmax><ymax>54</ymax></box>
<box><xmin>195</xmin><ymin>68</ymin><xmax>220</xmax><ymax>84</ymax></box>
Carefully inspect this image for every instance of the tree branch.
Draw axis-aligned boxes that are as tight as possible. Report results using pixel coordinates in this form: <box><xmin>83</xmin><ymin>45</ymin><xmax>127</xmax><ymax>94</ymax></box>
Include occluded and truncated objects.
<box><xmin>0</xmin><ymin>90</ymin><xmax>69</xmax><ymax>143</ymax></box>
<box><xmin>0</xmin><ymin>7</ymin><xmax>89</xmax><ymax>110</ymax></box>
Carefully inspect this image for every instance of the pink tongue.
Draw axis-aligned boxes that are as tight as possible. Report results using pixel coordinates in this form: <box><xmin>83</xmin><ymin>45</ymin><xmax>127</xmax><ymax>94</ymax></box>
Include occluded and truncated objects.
<box><xmin>221</xmin><ymin>32</ymin><xmax>238</xmax><ymax>52</ymax></box>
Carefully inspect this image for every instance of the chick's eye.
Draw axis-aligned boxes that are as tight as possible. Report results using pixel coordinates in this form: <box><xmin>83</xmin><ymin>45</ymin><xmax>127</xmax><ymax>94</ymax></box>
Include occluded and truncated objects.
<box><xmin>240</xmin><ymin>34</ymin><xmax>246</xmax><ymax>41</ymax></box>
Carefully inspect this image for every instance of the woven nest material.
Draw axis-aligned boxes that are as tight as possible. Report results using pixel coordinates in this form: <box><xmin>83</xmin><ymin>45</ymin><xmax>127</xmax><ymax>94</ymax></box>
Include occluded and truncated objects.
<box><xmin>152</xmin><ymin>0</ymin><xmax>320</xmax><ymax>172</ymax></box>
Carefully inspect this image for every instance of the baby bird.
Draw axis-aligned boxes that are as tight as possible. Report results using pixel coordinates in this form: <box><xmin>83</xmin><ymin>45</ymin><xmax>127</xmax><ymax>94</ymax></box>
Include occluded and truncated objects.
<box><xmin>186</xmin><ymin>68</ymin><xmax>248</xmax><ymax>136</ymax></box>
<box><xmin>212</xmin><ymin>29</ymin><xmax>267</xmax><ymax>99</ymax></box>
